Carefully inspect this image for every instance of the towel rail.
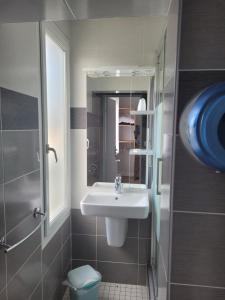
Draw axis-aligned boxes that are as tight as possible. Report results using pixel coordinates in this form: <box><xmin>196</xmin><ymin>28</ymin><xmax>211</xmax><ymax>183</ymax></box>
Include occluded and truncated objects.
<box><xmin>0</xmin><ymin>208</ymin><xmax>45</xmax><ymax>253</ymax></box>
<box><xmin>4</xmin><ymin>221</ymin><xmax>42</xmax><ymax>253</ymax></box>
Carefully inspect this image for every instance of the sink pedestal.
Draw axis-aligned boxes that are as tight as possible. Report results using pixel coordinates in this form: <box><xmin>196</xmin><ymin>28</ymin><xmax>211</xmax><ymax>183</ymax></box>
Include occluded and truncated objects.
<box><xmin>105</xmin><ymin>217</ymin><xmax>128</xmax><ymax>247</ymax></box>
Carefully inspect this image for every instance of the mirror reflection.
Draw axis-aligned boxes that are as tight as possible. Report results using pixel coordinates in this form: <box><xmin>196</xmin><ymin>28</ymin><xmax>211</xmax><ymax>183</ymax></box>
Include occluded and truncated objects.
<box><xmin>87</xmin><ymin>74</ymin><xmax>152</xmax><ymax>186</ymax></box>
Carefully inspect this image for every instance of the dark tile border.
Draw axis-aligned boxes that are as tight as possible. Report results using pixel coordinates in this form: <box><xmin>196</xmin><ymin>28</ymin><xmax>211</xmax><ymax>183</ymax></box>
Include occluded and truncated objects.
<box><xmin>70</xmin><ymin>107</ymin><xmax>87</xmax><ymax>129</ymax></box>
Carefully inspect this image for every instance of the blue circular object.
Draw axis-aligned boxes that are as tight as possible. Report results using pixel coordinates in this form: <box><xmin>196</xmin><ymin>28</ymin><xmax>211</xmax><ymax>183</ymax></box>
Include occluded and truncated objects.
<box><xmin>179</xmin><ymin>82</ymin><xmax>225</xmax><ymax>171</ymax></box>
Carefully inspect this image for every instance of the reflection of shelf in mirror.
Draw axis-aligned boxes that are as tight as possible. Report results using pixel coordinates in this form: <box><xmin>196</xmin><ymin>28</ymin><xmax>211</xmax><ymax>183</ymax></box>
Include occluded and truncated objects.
<box><xmin>119</xmin><ymin>140</ymin><xmax>135</xmax><ymax>143</ymax></box>
<box><xmin>130</xmin><ymin>110</ymin><xmax>154</xmax><ymax>115</ymax></box>
<box><xmin>119</xmin><ymin>124</ymin><xmax>134</xmax><ymax>127</ymax></box>
<box><xmin>129</xmin><ymin>149</ymin><xmax>153</xmax><ymax>155</ymax></box>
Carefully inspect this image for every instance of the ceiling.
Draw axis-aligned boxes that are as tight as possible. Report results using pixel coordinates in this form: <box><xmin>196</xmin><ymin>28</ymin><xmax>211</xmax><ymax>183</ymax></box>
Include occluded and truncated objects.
<box><xmin>0</xmin><ymin>0</ymin><xmax>171</xmax><ymax>23</ymax></box>
<box><xmin>70</xmin><ymin>0</ymin><xmax>171</xmax><ymax>20</ymax></box>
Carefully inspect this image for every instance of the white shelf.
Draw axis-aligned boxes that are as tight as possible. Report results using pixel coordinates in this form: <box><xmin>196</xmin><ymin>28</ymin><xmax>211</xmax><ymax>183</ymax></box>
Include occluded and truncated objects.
<box><xmin>130</xmin><ymin>110</ymin><xmax>154</xmax><ymax>116</ymax></box>
<box><xmin>129</xmin><ymin>149</ymin><xmax>153</xmax><ymax>156</ymax></box>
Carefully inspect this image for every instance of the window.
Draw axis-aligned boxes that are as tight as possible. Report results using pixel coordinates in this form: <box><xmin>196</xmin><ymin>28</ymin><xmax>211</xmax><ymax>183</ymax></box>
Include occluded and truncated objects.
<box><xmin>41</xmin><ymin>23</ymin><xmax>70</xmax><ymax>238</ymax></box>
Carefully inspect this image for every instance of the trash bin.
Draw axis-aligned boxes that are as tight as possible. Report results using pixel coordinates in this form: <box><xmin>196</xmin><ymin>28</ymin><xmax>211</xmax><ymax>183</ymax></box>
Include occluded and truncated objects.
<box><xmin>65</xmin><ymin>265</ymin><xmax>102</xmax><ymax>300</ymax></box>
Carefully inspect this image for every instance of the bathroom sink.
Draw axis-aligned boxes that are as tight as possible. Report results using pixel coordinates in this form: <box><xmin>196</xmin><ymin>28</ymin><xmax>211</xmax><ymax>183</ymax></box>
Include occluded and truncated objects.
<box><xmin>81</xmin><ymin>190</ymin><xmax>149</xmax><ymax>219</ymax></box>
<box><xmin>80</xmin><ymin>182</ymin><xmax>149</xmax><ymax>247</ymax></box>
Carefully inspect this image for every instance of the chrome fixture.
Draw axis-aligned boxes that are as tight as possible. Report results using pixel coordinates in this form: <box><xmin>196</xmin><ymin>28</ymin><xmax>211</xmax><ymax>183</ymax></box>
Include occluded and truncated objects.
<box><xmin>0</xmin><ymin>208</ymin><xmax>45</xmax><ymax>253</ymax></box>
<box><xmin>2</xmin><ymin>222</ymin><xmax>42</xmax><ymax>254</ymax></box>
<box><xmin>0</xmin><ymin>237</ymin><xmax>10</xmax><ymax>251</ymax></box>
<box><xmin>115</xmin><ymin>175</ymin><xmax>122</xmax><ymax>194</ymax></box>
<box><xmin>33</xmin><ymin>207</ymin><xmax>45</xmax><ymax>218</ymax></box>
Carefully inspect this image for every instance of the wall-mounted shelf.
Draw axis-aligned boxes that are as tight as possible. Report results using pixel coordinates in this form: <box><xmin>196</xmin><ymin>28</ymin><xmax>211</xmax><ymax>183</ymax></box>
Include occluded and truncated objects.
<box><xmin>130</xmin><ymin>110</ymin><xmax>154</xmax><ymax>116</ymax></box>
<box><xmin>129</xmin><ymin>149</ymin><xmax>153</xmax><ymax>156</ymax></box>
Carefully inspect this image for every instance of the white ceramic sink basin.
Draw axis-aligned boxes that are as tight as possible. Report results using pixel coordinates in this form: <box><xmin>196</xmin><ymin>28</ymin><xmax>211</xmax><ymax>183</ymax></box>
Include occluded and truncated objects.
<box><xmin>81</xmin><ymin>191</ymin><xmax>149</xmax><ymax>219</ymax></box>
<box><xmin>80</xmin><ymin>182</ymin><xmax>149</xmax><ymax>247</ymax></box>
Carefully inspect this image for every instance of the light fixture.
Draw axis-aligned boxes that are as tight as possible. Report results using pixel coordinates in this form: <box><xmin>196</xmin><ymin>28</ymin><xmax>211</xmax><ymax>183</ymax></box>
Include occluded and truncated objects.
<box><xmin>116</xmin><ymin>70</ymin><xmax>120</xmax><ymax>77</ymax></box>
<box><xmin>115</xmin><ymin>90</ymin><xmax>120</xmax><ymax>94</ymax></box>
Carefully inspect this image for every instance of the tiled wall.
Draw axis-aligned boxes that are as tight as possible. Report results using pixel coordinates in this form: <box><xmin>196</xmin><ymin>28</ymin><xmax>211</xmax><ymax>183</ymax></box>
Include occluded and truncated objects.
<box><xmin>71</xmin><ymin>209</ymin><xmax>151</xmax><ymax>286</ymax></box>
<box><xmin>170</xmin><ymin>0</ymin><xmax>225</xmax><ymax>299</ymax></box>
<box><xmin>0</xmin><ymin>88</ymin><xmax>71</xmax><ymax>300</ymax></box>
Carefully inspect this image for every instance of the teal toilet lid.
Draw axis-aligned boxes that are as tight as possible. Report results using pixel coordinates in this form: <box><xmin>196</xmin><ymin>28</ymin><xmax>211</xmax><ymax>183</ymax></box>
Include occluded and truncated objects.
<box><xmin>68</xmin><ymin>265</ymin><xmax>101</xmax><ymax>290</ymax></box>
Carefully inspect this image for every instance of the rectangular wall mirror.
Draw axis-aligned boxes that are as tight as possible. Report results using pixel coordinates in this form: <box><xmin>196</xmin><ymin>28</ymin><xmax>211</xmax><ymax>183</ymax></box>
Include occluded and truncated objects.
<box><xmin>86</xmin><ymin>71</ymin><xmax>154</xmax><ymax>186</ymax></box>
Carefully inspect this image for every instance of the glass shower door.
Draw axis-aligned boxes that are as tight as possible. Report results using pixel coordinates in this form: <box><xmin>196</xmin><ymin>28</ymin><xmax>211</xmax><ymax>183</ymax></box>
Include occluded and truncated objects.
<box><xmin>150</xmin><ymin>35</ymin><xmax>165</xmax><ymax>296</ymax></box>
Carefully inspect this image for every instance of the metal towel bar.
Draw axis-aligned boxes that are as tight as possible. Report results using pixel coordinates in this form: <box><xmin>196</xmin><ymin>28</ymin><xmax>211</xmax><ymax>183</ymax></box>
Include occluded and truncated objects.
<box><xmin>0</xmin><ymin>207</ymin><xmax>45</xmax><ymax>253</ymax></box>
<box><xmin>3</xmin><ymin>221</ymin><xmax>43</xmax><ymax>254</ymax></box>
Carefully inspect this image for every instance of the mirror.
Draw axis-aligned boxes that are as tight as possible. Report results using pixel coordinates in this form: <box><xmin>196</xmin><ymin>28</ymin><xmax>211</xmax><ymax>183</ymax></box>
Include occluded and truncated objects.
<box><xmin>87</xmin><ymin>71</ymin><xmax>153</xmax><ymax>186</ymax></box>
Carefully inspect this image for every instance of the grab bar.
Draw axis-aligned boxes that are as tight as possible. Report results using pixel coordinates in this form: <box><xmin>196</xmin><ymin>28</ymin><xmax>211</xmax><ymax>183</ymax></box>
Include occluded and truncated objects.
<box><xmin>0</xmin><ymin>207</ymin><xmax>45</xmax><ymax>254</ymax></box>
<box><xmin>3</xmin><ymin>221</ymin><xmax>42</xmax><ymax>254</ymax></box>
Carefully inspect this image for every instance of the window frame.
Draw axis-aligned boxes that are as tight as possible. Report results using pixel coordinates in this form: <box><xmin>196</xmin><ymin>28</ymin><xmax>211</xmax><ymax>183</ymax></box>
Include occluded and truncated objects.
<box><xmin>40</xmin><ymin>22</ymin><xmax>71</xmax><ymax>246</ymax></box>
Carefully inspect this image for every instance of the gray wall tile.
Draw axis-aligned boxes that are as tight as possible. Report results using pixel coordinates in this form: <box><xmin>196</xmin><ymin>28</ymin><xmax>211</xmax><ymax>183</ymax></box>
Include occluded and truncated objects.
<box><xmin>174</xmin><ymin>137</ymin><xmax>225</xmax><ymax>213</ymax></box>
<box><xmin>72</xmin><ymin>259</ymin><xmax>97</xmax><ymax>269</ymax></box>
<box><xmin>170</xmin><ymin>284</ymin><xmax>225</xmax><ymax>300</ymax></box>
<box><xmin>72</xmin><ymin>235</ymin><xmax>96</xmax><ymax>260</ymax></box>
<box><xmin>0</xmin><ymin>289</ymin><xmax>7</xmax><ymax>300</ymax></box>
<box><xmin>97</xmin><ymin>217</ymin><xmax>106</xmax><ymax>236</ymax></box>
<box><xmin>127</xmin><ymin>219</ymin><xmax>139</xmax><ymax>238</ymax></box>
<box><xmin>0</xmin><ymin>184</ymin><xmax>5</xmax><ymax>239</ymax></box>
<box><xmin>97</xmin><ymin>236</ymin><xmax>138</xmax><ymax>264</ymax></box>
<box><xmin>171</xmin><ymin>212</ymin><xmax>225</xmax><ymax>287</ymax></box>
<box><xmin>50</xmin><ymin>283</ymin><xmax>65</xmax><ymax>300</ymax></box>
<box><xmin>72</xmin><ymin>209</ymin><xmax>96</xmax><ymax>235</ymax></box>
<box><xmin>7</xmin><ymin>228</ymin><xmax>41</xmax><ymax>283</ymax></box>
<box><xmin>61</xmin><ymin>237</ymin><xmax>71</xmax><ymax>277</ymax></box>
<box><xmin>138</xmin><ymin>265</ymin><xmax>148</xmax><ymax>286</ymax></box>
<box><xmin>43</xmin><ymin>252</ymin><xmax>62</xmax><ymax>300</ymax></box>
<box><xmin>42</xmin><ymin>229</ymin><xmax>61</xmax><ymax>276</ymax></box>
<box><xmin>0</xmin><ymin>133</ymin><xmax>3</xmax><ymax>185</ymax></box>
<box><xmin>180</xmin><ymin>0</ymin><xmax>225</xmax><ymax>69</ymax></box>
<box><xmin>97</xmin><ymin>262</ymin><xmax>138</xmax><ymax>285</ymax></box>
<box><xmin>30</xmin><ymin>284</ymin><xmax>42</xmax><ymax>300</ymax></box>
<box><xmin>0</xmin><ymin>251</ymin><xmax>6</xmax><ymax>293</ymax></box>
<box><xmin>5</xmin><ymin>171</ymin><xmax>40</xmax><ymax>233</ymax></box>
<box><xmin>7</xmin><ymin>246</ymin><xmax>42</xmax><ymax>300</ymax></box>
<box><xmin>139</xmin><ymin>238</ymin><xmax>150</xmax><ymax>265</ymax></box>
<box><xmin>1</xmin><ymin>88</ymin><xmax>39</xmax><ymax>130</ymax></box>
<box><xmin>3</xmin><ymin>130</ymin><xmax>40</xmax><ymax>182</ymax></box>
<box><xmin>60</xmin><ymin>217</ymin><xmax>71</xmax><ymax>245</ymax></box>
<box><xmin>70</xmin><ymin>107</ymin><xmax>87</xmax><ymax>129</ymax></box>
<box><xmin>139</xmin><ymin>217</ymin><xmax>151</xmax><ymax>238</ymax></box>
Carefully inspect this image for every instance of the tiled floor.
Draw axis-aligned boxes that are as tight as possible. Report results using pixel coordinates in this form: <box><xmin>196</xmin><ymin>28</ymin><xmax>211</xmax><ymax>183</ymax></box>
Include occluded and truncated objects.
<box><xmin>99</xmin><ymin>282</ymin><xmax>149</xmax><ymax>300</ymax></box>
<box><xmin>63</xmin><ymin>282</ymin><xmax>149</xmax><ymax>300</ymax></box>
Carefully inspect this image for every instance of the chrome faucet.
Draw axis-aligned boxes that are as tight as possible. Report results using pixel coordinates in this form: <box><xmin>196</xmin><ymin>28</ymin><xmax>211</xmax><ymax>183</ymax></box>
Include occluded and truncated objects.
<box><xmin>115</xmin><ymin>175</ymin><xmax>122</xmax><ymax>194</ymax></box>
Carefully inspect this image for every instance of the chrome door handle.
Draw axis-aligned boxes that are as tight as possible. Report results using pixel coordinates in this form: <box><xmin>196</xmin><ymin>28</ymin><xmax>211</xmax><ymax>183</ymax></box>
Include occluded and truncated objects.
<box><xmin>46</xmin><ymin>144</ymin><xmax>58</xmax><ymax>162</ymax></box>
<box><xmin>156</xmin><ymin>158</ymin><xmax>162</xmax><ymax>195</ymax></box>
